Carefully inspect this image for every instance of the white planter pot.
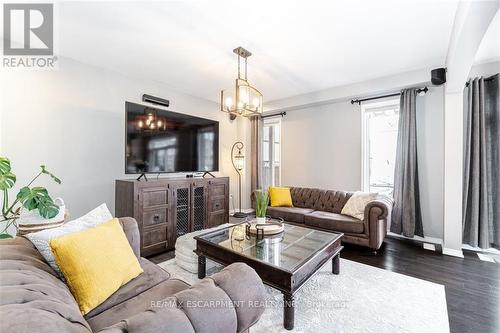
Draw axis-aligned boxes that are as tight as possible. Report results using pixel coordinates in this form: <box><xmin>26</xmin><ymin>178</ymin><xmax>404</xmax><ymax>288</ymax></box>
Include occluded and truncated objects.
<box><xmin>256</xmin><ymin>217</ymin><xmax>266</xmax><ymax>225</ymax></box>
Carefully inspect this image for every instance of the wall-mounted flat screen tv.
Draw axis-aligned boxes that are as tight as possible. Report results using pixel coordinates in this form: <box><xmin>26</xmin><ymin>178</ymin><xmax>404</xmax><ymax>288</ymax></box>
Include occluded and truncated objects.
<box><xmin>125</xmin><ymin>102</ymin><xmax>219</xmax><ymax>174</ymax></box>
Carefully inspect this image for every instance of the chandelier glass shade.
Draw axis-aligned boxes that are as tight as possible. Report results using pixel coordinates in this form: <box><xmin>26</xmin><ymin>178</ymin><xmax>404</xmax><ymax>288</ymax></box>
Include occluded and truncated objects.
<box><xmin>221</xmin><ymin>47</ymin><xmax>263</xmax><ymax>118</ymax></box>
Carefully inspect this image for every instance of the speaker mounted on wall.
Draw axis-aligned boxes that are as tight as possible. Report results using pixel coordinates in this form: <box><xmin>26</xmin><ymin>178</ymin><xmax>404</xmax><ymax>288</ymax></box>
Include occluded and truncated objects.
<box><xmin>142</xmin><ymin>94</ymin><xmax>170</xmax><ymax>108</ymax></box>
<box><xmin>431</xmin><ymin>68</ymin><xmax>446</xmax><ymax>85</ymax></box>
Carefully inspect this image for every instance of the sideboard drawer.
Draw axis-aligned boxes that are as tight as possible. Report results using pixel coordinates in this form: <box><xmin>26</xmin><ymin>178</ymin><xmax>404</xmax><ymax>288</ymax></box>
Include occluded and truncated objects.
<box><xmin>210</xmin><ymin>183</ymin><xmax>226</xmax><ymax>197</ymax></box>
<box><xmin>142</xmin><ymin>209</ymin><xmax>168</xmax><ymax>227</ymax></box>
<box><xmin>209</xmin><ymin>197</ymin><xmax>225</xmax><ymax>213</ymax></box>
<box><xmin>141</xmin><ymin>189</ymin><xmax>168</xmax><ymax>208</ymax></box>
<box><xmin>208</xmin><ymin>211</ymin><xmax>226</xmax><ymax>228</ymax></box>
<box><xmin>142</xmin><ymin>225</ymin><xmax>167</xmax><ymax>248</ymax></box>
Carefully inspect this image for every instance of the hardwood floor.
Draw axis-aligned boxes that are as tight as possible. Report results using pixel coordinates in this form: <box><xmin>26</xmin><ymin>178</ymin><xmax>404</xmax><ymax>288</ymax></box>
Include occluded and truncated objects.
<box><xmin>149</xmin><ymin>250</ymin><xmax>174</xmax><ymax>264</ymax></box>
<box><xmin>150</xmin><ymin>235</ymin><xmax>500</xmax><ymax>333</ymax></box>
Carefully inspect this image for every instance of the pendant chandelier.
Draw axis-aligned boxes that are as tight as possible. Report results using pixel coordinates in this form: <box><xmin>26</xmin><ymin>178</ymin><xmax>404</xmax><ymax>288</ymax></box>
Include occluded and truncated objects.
<box><xmin>135</xmin><ymin>108</ymin><xmax>167</xmax><ymax>131</ymax></box>
<box><xmin>220</xmin><ymin>47</ymin><xmax>263</xmax><ymax>118</ymax></box>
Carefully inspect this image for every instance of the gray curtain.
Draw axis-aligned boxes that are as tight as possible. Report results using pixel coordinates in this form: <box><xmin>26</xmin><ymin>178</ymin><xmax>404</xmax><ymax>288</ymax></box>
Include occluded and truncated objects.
<box><xmin>391</xmin><ymin>88</ymin><xmax>424</xmax><ymax>237</ymax></box>
<box><xmin>462</xmin><ymin>74</ymin><xmax>500</xmax><ymax>249</ymax></box>
<box><xmin>250</xmin><ymin>115</ymin><xmax>263</xmax><ymax>193</ymax></box>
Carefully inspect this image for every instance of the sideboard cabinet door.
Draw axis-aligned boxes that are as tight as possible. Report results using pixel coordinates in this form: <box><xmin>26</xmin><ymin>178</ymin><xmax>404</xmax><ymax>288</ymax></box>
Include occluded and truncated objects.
<box><xmin>207</xmin><ymin>178</ymin><xmax>229</xmax><ymax>228</ymax></box>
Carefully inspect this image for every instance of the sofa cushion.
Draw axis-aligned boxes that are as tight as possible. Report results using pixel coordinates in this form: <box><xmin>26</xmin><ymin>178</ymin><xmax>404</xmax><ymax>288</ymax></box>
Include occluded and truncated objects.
<box><xmin>86</xmin><ymin>278</ymin><xmax>190</xmax><ymax>332</ymax></box>
<box><xmin>305</xmin><ymin>211</ymin><xmax>364</xmax><ymax>234</ymax></box>
<box><xmin>0</xmin><ymin>237</ymin><xmax>91</xmax><ymax>333</ymax></box>
<box><xmin>85</xmin><ymin>258</ymin><xmax>170</xmax><ymax>319</ymax></box>
<box><xmin>267</xmin><ymin>206</ymin><xmax>314</xmax><ymax>223</ymax></box>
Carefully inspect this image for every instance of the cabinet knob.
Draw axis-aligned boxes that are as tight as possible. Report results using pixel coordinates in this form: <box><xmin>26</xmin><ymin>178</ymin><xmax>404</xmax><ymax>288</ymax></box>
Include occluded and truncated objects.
<box><xmin>153</xmin><ymin>214</ymin><xmax>160</xmax><ymax>221</ymax></box>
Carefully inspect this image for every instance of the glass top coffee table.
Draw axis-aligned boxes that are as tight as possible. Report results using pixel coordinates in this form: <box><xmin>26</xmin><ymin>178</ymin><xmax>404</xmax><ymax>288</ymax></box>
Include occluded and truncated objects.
<box><xmin>194</xmin><ymin>221</ymin><xmax>343</xmax><ymax>330</ymax></box>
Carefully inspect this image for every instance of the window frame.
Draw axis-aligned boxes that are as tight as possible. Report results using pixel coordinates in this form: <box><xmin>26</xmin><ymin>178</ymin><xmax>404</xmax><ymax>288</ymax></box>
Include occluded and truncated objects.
<box><xmin>361</xmin><ymin>99</ymin><xmax>400</xmax><ymax>193</ymax></box>
<box><xmin>262</xmin><ymin>116</ymin><xmax>282</xmax><ymax>189</ymax></box>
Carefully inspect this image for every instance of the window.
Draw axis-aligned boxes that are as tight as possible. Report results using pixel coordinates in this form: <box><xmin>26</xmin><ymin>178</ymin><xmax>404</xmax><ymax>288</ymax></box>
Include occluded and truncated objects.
<box><xmin>361</xmin><ymin>100</ymin><xmax>399</xmax><ymax>196</ymax></box>
<box><xmin>148</xmin><ymin>136</ymin><xmax>177</xmax><ymax>172</ymax></box>
<box><xmin>197</xmin><ymin>128</ymin><xmax>215</xmax><ymax>171</ymax></box>
<box><xmin>262</xmin><ymin>117</ymin><xmax>281</xmax><ymax>190</ymax></box>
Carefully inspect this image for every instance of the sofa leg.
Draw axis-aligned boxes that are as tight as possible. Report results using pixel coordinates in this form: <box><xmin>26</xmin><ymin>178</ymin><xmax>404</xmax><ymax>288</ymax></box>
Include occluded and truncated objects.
<box><xmin>369</xmin><ymin>250</ymin><xmax>377</xmax><ymax>256</ymax></box>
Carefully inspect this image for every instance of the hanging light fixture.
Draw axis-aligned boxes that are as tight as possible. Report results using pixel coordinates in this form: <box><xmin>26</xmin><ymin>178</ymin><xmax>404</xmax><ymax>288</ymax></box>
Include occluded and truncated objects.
<box><xmin>221</xmin><ymin>47</ymin><xmax>263</xmax><ymax>118</ymax></box>
<box><xmin>135</xmin><ymin>108</ymin><xmax>167</xmax><ymax>131</ymax></box>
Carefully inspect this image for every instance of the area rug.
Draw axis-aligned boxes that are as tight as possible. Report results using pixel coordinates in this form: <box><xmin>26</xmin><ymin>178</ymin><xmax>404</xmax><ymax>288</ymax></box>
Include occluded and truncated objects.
<box><xmin>159</xmin><ymin>258</ymin><xmax>449</xmax><ymax>333</ymax></box>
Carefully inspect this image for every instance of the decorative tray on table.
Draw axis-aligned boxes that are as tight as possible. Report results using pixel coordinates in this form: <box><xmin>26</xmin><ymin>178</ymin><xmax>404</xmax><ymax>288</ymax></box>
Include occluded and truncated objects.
<box><xmin>244</xmin><ymin>216</ymin><xmax>285</xmax><ymax>239</ymax></box>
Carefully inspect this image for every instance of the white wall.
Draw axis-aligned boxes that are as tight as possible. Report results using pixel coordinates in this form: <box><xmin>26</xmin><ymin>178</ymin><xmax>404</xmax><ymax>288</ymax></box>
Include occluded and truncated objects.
<box><xmin>0</xmin><ymin>57</ymin><xmax>243</xmax><ymax>221</ymax></box>
<box><xmin>469</xmin><ymin>60</ymin><xmax>500</xmax><ymax>78</ymax></box>
<box><xmin>277</xmin><ymin>87</ymin><xmax>445</xmax><ymax>239</ymax></box>
<box><xmin>281</xmin><ymin>101</ymin><xmax>362</xmax><ymax>191</ymax></box>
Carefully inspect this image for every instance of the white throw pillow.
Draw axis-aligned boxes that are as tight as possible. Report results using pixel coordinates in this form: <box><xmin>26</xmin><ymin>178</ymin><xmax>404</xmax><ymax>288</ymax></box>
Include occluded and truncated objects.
<box><xmin>341</xmin><ymin>192</ymin><xmax>378</xmax><ymax>220</ymax></box>
<box><xmin>25</xmin><ymin>203</ymin><xmax>113</xmax><ymax>277</ymax></box>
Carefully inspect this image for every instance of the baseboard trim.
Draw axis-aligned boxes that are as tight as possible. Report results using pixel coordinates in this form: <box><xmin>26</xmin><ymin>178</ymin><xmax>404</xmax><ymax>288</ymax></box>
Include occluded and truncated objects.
<box><xmin>462</xmin><ymin>244</ymin><xmax>500</xmax><ymax>254</ymax></box>
<box><xmin>230</xmin><ymin>208</ymin><xmax>254</xmax><ymax>215</ymax></box>
<box><xmin>387</xmin><ymin>232</ymin><xmax>443</xmax><ymax>245</ymax></box>
<box><xmin>442</xmin><ymin>247</ymin><xmax>464</xmax><ymax>258</ymax></box>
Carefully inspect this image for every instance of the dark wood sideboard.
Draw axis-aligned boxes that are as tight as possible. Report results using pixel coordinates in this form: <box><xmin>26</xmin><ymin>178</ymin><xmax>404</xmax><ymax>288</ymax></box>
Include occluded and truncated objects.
<box><xmin>115</xmin><ymin>177</ymin><xmax>229</xmax><ymax>257</ymax></box>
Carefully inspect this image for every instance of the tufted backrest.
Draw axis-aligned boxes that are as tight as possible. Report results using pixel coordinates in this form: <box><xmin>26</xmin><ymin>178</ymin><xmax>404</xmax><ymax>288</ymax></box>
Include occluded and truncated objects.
<box><xmin>0</xmin><ymin>237</ymin><xmax>92</xmax><ymax>333</ymax></box>
<box><xmin>289</xmin><ymin>187</ymin><xmax>353</xmax><ymax>213</ymax></box>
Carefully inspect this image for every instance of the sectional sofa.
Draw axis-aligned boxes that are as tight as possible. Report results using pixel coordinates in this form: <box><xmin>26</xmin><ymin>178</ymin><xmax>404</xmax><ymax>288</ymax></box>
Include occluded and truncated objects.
<box><xmin>267</xmin><ymin>187</ymin><xmax>393</xmax><ymax>252</ymax></box>
<box><xmin>0</xmin><ymin>217</ymin><xmax>265</xmax><ymax>333</ymax></box>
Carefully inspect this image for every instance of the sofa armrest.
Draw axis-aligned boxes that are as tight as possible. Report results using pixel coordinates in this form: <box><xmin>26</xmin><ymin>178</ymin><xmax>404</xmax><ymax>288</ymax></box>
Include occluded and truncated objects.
<box><xmin>118</xmin><ymin>217</ymin><xmax>140</xmax><ymax>258</ymax></box>
<box><xmin>98</xmin><ymin>263</ymin><xmax>266</xmax><ymax>333</ymax></box>
<box><xmin>364</xmin><ymin>196</ymin><xmax>393</xmax><ymax>220</ymax></box>
<box><xmin>363</xmin><ymin>196</ymin><xmax>393</xmax><ymax>250</ymax></box>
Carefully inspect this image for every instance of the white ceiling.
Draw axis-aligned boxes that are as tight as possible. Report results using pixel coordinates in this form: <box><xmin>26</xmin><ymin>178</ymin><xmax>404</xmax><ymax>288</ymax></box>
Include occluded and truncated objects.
<box><xmin>24</xmin><ymin>1</ymin><xmax>464</xmax><ymax>102</ymax></box>
<box><xmin>475</xmin><ymin>9</ymin><xmax>500</xmax><ymax>64</ymax></box>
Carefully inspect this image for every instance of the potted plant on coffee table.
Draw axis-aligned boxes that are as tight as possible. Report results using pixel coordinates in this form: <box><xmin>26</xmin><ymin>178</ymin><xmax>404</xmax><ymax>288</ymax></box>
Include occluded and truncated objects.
<box><xmin>254</xmin><ymin>189</ymin><xmax>269</xmax><ymax>225</ymax></box>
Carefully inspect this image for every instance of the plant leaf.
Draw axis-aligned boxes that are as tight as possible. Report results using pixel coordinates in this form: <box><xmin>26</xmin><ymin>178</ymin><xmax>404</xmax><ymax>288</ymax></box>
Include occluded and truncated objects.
<box><xmin>0</xmin><ymin>171</ymin><xmax>16</xmax><ymax>190</ymax></box>
<box><xmin>16</xmin><ymin>186</ymin><xmax>59</xmax><ymax>218</ymax></box>
<box><xmin>254</xmin><ymin>190</ymin><xmax>269</xmax><ymax>218</ymax></box>
<box><xmin>17</xmin><ymin>187</ymin><xmax>49</xmax><ymax>211</ymax></box>
<box><xmin>40</xmin><ymin>165</ymin><xmax>62</xmax><ymax>184</ymax></box>
<box><xmin>0</xmin><ymin>157</ymin><xmax>16</xmax><ymax>190</ymax></box>
<box><xmin>37</xmin><ymin>196</ymin><xmax>59</xmax><ymax>219</ymax></box>
<box><xmin>0</xmin><ymin>233</ymin><xmax>13</xmax><ymax>239</ymax></box>
<box><xmin>0</xmin><ymin>157</ymin><xmax>12</xmax><ymax>174</ymax></box>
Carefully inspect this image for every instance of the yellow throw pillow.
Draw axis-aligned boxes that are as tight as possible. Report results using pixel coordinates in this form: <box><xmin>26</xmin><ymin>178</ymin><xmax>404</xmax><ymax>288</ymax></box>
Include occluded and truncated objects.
<box><xmin>269</xmin><ymin>187</ymin><xmax>293</xmax><ymax>207</ymax></box>
<box><xmin>50</xmin><ymin>218</ymin><xmax>143</xmax><ymax>315</ymax></box>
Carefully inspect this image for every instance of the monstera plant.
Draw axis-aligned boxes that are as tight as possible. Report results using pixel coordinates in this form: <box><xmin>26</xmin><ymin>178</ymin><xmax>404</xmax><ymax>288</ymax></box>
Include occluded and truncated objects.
<box><xmin>0</xmin><ymin>157</ymin><xmax>61</xmax><ymax>239</ymax></box>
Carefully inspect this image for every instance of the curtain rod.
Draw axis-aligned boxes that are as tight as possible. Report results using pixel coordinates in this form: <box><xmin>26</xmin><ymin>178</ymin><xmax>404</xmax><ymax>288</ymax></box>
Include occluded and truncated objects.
<box><xmin>261</xmin><ymin>111</ymin><xmax>287</xmax><ymax>119</ymax></box>
<box><xmin>350</xmin><ymin>87</ymin><xmax>428</xmax><ymax>105</ymax></box>
<box><xmin>465</xmin><ymin>75</ymin><xmax>496</xmax><ymax>87</ymax></box>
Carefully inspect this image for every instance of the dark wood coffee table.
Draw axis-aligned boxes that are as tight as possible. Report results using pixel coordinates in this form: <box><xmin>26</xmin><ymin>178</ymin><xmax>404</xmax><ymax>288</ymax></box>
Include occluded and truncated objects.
<box><xmin>194</xmin><ymin>222</ymin><xmax>343</xmax><ymax>330</ymax></box>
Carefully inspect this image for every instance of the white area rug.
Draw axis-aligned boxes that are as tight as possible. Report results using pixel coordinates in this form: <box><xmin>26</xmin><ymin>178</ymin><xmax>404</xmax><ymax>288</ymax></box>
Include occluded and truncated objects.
<box><xmin>159</xmin><ymin>259</ymin><xmax>449</xmax><ymax>333</ymax></box>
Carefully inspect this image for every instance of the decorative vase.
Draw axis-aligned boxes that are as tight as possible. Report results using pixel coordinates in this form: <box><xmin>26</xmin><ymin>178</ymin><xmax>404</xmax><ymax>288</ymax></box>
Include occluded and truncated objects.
<box><xmin>256</xmin><ymin>216</ymin><xmax>266</xmax><ymax>225</ymax></box>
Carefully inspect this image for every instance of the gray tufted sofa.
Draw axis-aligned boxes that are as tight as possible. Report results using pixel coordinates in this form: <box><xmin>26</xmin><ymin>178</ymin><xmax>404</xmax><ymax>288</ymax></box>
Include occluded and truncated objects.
<box><xmin>0</xmin><ymin>218</ymin><xmax>265</xmax><ymax>333</ymax></box>
<box><xmin>267</xmin><ymin>187</ymin><xmax>393</xmax><ymax>251</ymax></box>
